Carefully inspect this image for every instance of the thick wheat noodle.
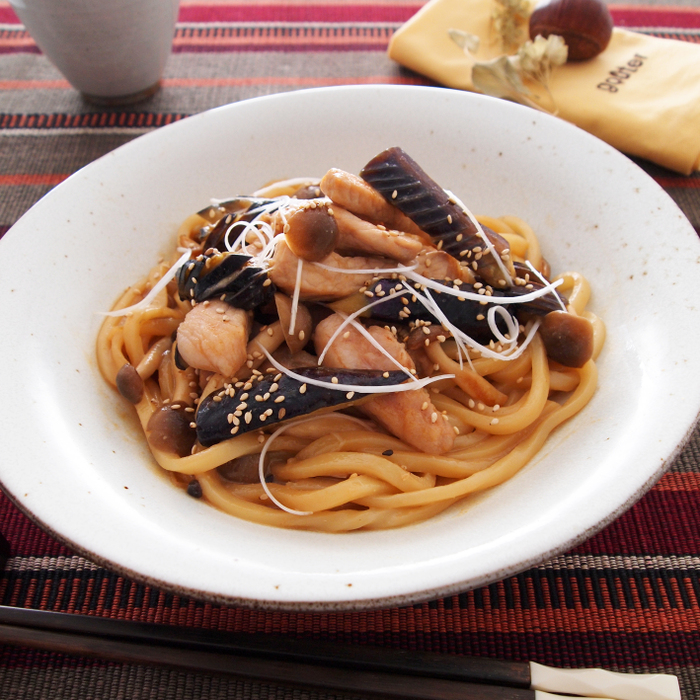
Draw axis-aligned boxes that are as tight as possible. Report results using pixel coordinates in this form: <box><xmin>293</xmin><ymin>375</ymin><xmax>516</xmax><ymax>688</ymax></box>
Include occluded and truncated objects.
<box><xmin>585</xmin><ymin>311</ymin><xmax>606</xmax><ymax>360</ymax></box>
<box><xmin>197</xmin><ymin>470</ymin><xmax>457</xmax><ymax>531</ymax></box>
<box><xmin>426</xmin><ymin>343</ymin><xmax>508</xmax><ymax>406</ymax></box>
<box><xmin>222</xmin><ymin>476</ymin><xmax>398</xmax><ymax>508</ymax></box>
<box><xmin>137</xmin><ymin>337</ymin><xmax>172</xmax><ymax>378</ymax></box>
<box><xmin>556</xmin><ymin>271</ymin><xmax>590</xmax><ymax>314</ymax></box>
<box><xmin>501</xmin><ymin>215</ymin><xmax>543</xmax><ymax>271</ymax></box>
<box><xmin>353</xmin><ymin>361</ymin><xmax>597</xmax><ymax>510</ymax></box>
<box><xmin>96</xmin><ymin>201</ymin><xmax>603</xmax><ymax>531</ymax></box>
<box><xmin>274</xmin><ymin>452</ymin><xmax>435</xmax><ymax>492</ymax></box>
<box><xmin>425</xmin><ymin>336</ymin><xmax>550</xmax><ymax>435</ymax></box>
<box><xmin>500</xmin><ymin>233</ymin><xmax>529</xmax><ymax>259</ymax></box>
<box><xmin>294</xmin><ymin>431</ymin><xmax>411</xmax><ymax>460</ymax></box>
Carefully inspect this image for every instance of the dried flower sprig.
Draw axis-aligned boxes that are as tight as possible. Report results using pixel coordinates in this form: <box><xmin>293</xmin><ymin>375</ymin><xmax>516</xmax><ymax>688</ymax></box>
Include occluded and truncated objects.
<box><xmin>519</xmin><ymin>33</ymin><xmax>568</xmax><ymax>87</ymax></box>
<box><xmin>449</xmin><ymin>31</ymin><xmax>568</xmax><ymax>113</ymax></box>
<box><xmin>447</xmin><ymin>28</ymin><xmax>481</xmax><ymax>55</ymax></box>
<box><xmin>492</xmin><ymin>0</ymin><xmax>531</xmax><ymax>51</ymax></box>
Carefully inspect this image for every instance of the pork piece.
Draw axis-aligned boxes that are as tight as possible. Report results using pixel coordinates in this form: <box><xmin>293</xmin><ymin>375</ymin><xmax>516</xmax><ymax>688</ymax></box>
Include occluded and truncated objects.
<box><xmin>332</xmin><ymin>206</ymin><xmax>424</xmax><ymax>264</ymax></box>
<box><xmin>320</xmin><ymin>168</ymin><xmax>429</xmax><ymax>241</ymax></box>
<box><xmin>176</xmin><ymin>299</ymin><xmax>250</xmax><ymax>378</ymax></box>
<box><xmin>412</xmin><ymin>247</ymin><xmax>473</xmax><ymax>283</ymax></box>
<box><xmin>314</xmin><ymin>313</ymin><xmax>455</xmax><ymax>454</ymax></box>
<box><xmin>269</xmin><ymin>239</ymin><xmax>387</xmax><ymax>301</ymax></box>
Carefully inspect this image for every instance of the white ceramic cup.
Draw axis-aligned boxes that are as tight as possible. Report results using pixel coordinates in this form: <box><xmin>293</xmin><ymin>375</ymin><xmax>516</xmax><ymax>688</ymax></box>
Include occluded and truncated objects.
<box><xmin>10</xmin><ymin>0</ymin><xmax>180</xmax><ymax>104</ymax></box>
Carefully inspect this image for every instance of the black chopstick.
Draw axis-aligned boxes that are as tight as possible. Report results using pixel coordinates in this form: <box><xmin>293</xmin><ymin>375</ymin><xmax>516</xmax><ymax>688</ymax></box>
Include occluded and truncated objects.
<box><xmin>0</xmin><ymin>605</ymin><xmax>529</xmax><ymax>691</ymax></box>
<box><xmin>0</xmin><ymin>607</ymin><xmax>534</xmax><ymax>700</ymax></box>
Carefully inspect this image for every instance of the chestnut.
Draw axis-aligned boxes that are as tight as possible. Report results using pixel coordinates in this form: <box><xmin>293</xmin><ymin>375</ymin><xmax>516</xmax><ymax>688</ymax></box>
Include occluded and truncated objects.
<box><xmin>529</xmin><ymin>0</ymin><xmax>613</xmax><ymax>61</ymax></box>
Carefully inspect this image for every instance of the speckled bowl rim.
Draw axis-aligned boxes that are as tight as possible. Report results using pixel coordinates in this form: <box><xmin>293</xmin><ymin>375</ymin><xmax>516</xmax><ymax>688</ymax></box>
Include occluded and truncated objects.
<box><xmin>1</xmin><ymin>85</ymin><xmax>699</xmax><ymax>611</ymax></box>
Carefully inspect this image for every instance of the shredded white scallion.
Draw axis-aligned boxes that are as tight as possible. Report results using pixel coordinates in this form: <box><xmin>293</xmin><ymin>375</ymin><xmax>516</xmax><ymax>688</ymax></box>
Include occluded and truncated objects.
<box><xmin>444</xmin><ymin>189</ymin><xmax>514</xmax><ymax>287</ymax></box>
<box><xmin>100</xmin><ymin>248</ymin><xmax>192</xmax><ymax>317</ymax></box>
<box><xmin>525</xmin><ymin>260</ymin><xmax>568</xmax><ymax>312</ymax></box>
<box><xmin>404</xmin><ymin>269</ymin><xmax>564</xmax><ymax>305</ymax></box>
<box><xmin>316</xmin><ymin>294</ymin><xmax>409</xmax><ymax>366</ymax></box>
<box><xmin>255</xmin><ymin>344</ymin><xmax>454</xmax><ymax>394</ymax></box>
<box><xmin>257</xmin><ymin>412</ymin><xmax>376</xmax><ymax>516</ymax></box>
<box><xmin>345</xmin><ymin>317</ymin><xmax>417</xmax><ymax>381</ymax></box>
<box><xmin>289</xmin><ymin>257</ymin><xmax>304</xmax><ymax>336</ymax></box>
<box><xmin>258</xmin><ymin>418</ymin><xmax>315</xmax><ymax>516</ymax></box>
<box><xmin>404</xmin><ymin>283</ymin><xmax>475</xmax><ymax>368</ymax></box>
<box><xmin>311</xmin><ymin>262</ymin><xmax>418</xmax><ymax>276</ymax></box>
<box><xmin>401</xmin><ymin>280</ymin><xmax>539</xmax><ymax>362</ymax></box>
<box><xmin>487</xmin><ymin>305</ymin><xmax>520</xmax><ymax>346</ymax></box>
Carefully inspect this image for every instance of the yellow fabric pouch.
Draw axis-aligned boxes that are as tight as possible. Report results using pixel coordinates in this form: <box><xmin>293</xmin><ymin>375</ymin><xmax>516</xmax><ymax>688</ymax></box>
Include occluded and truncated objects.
<box><xmin>388</xmin><ymin>0</ymin><xmax>700</xmax><ymax>174</ymax></box>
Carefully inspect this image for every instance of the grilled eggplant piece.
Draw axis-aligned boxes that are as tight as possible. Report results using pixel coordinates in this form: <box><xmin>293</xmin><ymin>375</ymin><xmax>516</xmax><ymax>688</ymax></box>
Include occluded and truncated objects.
<box><xmin>360</xmin><ymin>277</ymin><xmax>566</xmax><ymax>344</ymax></box>
<box><xmin>360</xmin><ymin>147</ymin><xmax>514</xmax><ymax>287</ymax></box>
<box><xmin>177</xmin><ymin>251</ymin><xmax>275</xmax><ymax>310</ymax></box>
<box><xmin>197</xmin><ymin>197</ymin><xmax>282</xmax><ymax>251</ymax></box>
<box><xmin>196</xmin><ymin>366</ymin><xmax>408</xmax><ymax>446</ymax></box>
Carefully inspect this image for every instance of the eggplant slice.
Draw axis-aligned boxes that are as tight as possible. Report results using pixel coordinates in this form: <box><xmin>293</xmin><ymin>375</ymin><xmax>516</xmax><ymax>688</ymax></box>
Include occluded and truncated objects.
<box><xmin>177</xmin><ymin>251</ymin><xmax>275</xmax><ymax>311</ymax></box>
<box><xmin>360</xmin><ymin>147</ymin><xmax>514</xmax><ymax>287</ymax></box>
<box><xmin>196</xmin><ymin>366</ymin><xmax>409</xmax><ymax>446</ymax></box>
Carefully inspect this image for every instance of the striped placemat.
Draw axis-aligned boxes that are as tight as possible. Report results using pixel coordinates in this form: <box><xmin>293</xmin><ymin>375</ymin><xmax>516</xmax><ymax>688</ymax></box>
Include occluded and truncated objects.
<box><xmin>1</xmin><ymin>2</ymin><xmax>699</xmax><ymax>698</ymax></box>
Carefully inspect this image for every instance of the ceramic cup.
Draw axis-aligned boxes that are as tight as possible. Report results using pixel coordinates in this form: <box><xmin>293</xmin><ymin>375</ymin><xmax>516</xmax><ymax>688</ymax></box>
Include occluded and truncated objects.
<box><xmin>10</xmin><ymin>0</ymin><xmax>180</xmax><ymax>105</ymax></box>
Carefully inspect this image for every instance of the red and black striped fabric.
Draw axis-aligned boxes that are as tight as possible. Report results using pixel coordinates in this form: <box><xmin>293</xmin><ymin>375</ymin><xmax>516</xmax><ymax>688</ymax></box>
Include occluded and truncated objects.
<box><xmin>1</xmin><ymin>2</ymin><xmax>699</xmax><ymax>698</ymax></box>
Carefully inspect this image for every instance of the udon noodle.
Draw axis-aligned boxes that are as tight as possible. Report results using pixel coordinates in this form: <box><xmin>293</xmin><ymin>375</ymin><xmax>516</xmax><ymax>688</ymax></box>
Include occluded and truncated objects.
<box><xmin>96</xmin><ymin>148</ymin><xmax>605</xmax><ymax>532</ymax></box>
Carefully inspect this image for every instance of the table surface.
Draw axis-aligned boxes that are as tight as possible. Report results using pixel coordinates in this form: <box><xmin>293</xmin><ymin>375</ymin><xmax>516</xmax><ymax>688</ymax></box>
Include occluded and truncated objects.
<box><xmin>1</xmin><ymin>1</ymin><xmax>699</xmax><ymax>699</ymax></box>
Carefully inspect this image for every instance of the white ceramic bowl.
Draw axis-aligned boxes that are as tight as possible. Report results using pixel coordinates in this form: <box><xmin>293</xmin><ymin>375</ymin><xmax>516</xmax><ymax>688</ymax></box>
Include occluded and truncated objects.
<box><xmin>1</xmin><ymin>86</ymin><xmax>699</xmax><ymax>611</ymax></box>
